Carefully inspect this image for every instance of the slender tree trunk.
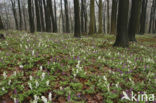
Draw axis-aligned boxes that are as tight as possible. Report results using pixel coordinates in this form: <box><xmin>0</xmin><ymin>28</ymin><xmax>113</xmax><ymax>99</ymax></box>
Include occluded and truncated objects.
<box><xmin>10</xmin><ymin>0</ymin><xmax>19</xmax><ymax>30</ymax></box>
<box><xmin>43</xmin><ymin>0</ymin><xmax>51</xmax><ymax>32</ymax></box>
<box><xmin>18</xmin><ymin>0</ymin><xmax>23</xmax><ymax>30</ymax></box>
<box><xmin>140</xmin><ymin>0</ymin><xmax>148</xmax><ymax>35</ymax></box>
<box><xmin>47</xmin><ymin>0</ymin><xmax>55</xmax><ymax>32</ymax></box>
<box><xmin>128</xmin><ymin>0</ymin><xmax>142</xmax><ymax>42</ymax></box>
<box><xmin>81</xmin><ymin>0</ymin><xmax>84</xmax><ymax>33</ymax></box>
<box><xmin>98</xmin><ymin>0</ymin><xmax>103</xmax><ymax>33</ymax></box>
<box><xmin>149</xmin><ymin>0</ymin><xmax>156</xmax><ymax>33</ymax></box>
<box><xmin>39</xmin><ymin>0</ymin><xmax>45</xmax><ymax>32</ymax></box>
<box><xmin>28</xmin><ymin>0</ymin><xmax>35</xmax><ymax>33</ymax></box>
<box><xmin>35</xmin><ymin>0</ymin><xmax>41</xmax><ymax>32</ymax></box>
<box><xmin>64</xmin><ymin>0</ymin><xmax>70</xmax><ymax>33</ymax></box>
<box><xmin>111</xmin><ymin>0</ymin><xmax>118</xmax><ymax>34</ymax></box>
<box><xmin>103</xmin><ymin>2</ymin><xmax>106</xmax><ymax>33</ymax></box>
<box><xmin>74</xmin><ymin>0</ymin><xmax>81</xmax><ymax>37</ymax></box>
<box><xmin>84</xmin><ymin>0</ymin><xmax>88</xmax><ymax>33</ymax></box>
<box><xmin>113</xmin><ymin>0</ymin><xmax>129</xmax><ymax>47</ymax></box>
<box><xmin>0</xmin><ymin>16</ymin><xmax>4</xmax><ymax>30</ymax></box>
<box><xmin>54</xmin><ymin>0</ymin><xmax>58</xmax><ymax>32</ymax></box>
<box><xmin>22</xmin><ymin>5</ymin><xmax>27</xmax><ymax>31</ymax></box>
<box><xmin>60</xmin><ymin>0</ymin><xmax>65</xmax><ymax>33</ymax></box>
<box><xmin>89</xmin><ymin>0</ymin><xmax>95</xmax><ymax>35</ymax></box>
<box><xmin>106</xmin><ymin>0</ymin><xmax>110</xmax><ymax>34</ymax></box>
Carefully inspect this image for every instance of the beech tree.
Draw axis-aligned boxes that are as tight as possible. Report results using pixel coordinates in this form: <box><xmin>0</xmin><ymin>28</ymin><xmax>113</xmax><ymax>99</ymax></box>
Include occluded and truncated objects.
<box><xmin>0</xmin><ymin>16</ymin><xmax>4</xmax><ymax>30</ymax></box>
<box><xmin>140</xmin><ymin>0</ymin><xmax>148</xmax><ymax>35</ymax></box>
<box><xmin>128</xmin><ymin>0</ymin><xmax>142</xmax><ymax>42</ymax></box>
<box><xmin>98</xmin><ymin>0</ymin><xmax>103</xmax><ymax>34</ymax></box>
<box><xmin>74</xmin><ymin>0</ymin><xmax>81</xmax><ymax>37</ymax></box>
<box><xmin>28</xmin><ymin>0</ymin><xmax>35</xmax><ymax>33</ymax></box>
<box><xmin>113</xmin><ymin>0</ymin><xmax>129</xmax><ymax>47</ymax></box>
<box><xmin>89</xmin><ymin>0</ymin><xmax>95</xmax><ymax>35</ymax></box>
<box><xmin>64</xmin><ymin>0</ymin><xmax>70</xmax><ymax>33</ymax></box>
<box><xmin>111</xmin><ymin>0</ymin><xmax>118</xmax><ymax>34</ymax></box>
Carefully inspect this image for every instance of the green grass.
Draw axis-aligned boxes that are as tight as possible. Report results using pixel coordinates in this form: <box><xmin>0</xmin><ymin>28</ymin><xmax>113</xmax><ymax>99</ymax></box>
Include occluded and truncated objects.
<box><xmin>0</xmin><ymin>30</ymin><xmax>156</xmax><ymax>103</ymax></box>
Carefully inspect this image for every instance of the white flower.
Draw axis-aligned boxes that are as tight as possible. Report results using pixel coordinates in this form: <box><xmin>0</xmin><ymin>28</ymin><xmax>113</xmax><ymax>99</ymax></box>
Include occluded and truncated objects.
<box><xmin>41</xmin><ymin>73</ymin><xmax>45</xmax><ymax>80</ymax></box>
<box><xmin>33</xmin><ymin>95</ymin><xmax>39</xmax><ymax>103</ymax></box>
<box><xmin>8</xmin><ymin>80</ymin><xmax>11</xmax><ymax>85</ymax></box>
<box><xmin>40</xmin><ymin>66</ymin><xmax>43</xmax><ymax>71</ymax></box>
<box><xmin>98</xmin><ymin>56</ymin><xmax>101</xmax><ymax>60</ymax></box>
<box><xmin>107</xmin><ymin>83</ymin><xmax>110</xmax><ymax>92</ymax></box>
<box><xmin>14</xmin><ymin>98</ymin><xmax>17</xmax><ymax>103</ymax></box>
<box><xmin>32</xmin><ymin>50</ymin><xmax>35</xmax><ymax>56</ymax></box>
<box><xmin>2</xmin><ymin>87</ymin><xmax>5</xmax><ymax>91</ymax></box>
<box><xmin>13</xmin><ymin>71</ymin><xmax>17</xmax><ymax>76</ymax></box>
<box><xmin>19</xmin><ymin>65</ymin><xmax>24</xmax><ymax>69</ymax></box>
<box><xmin>28</xmin><ymin>82</ymin><xmax>33</xmax><ymax>90</ymax></box>
<box><xmin>60</xmin><ymin>86</ymin><xmax>63</xmax><ymax>90</ymax></box>
<box><xmin>41</xmin><ymin>96</ymin><xmax>48</xmax><ymax>103</ymax></box>
<box><xmin>103</xmin><ymin>76</ymin><xmax>107</xmax><ymax>81</ymax></box>
<box><xmin>29</xmin><ymin>75</ymin><xmax>33</xmax><ymax>81</ymax></box>
<box><xmin>35</xmin><ymin>81</ymin><xmax>39</xmax><ymax>88</ymax></box>
<box><xmin>46</xmin><ymin>80</ymin><xmax>50</xmax><ymax>86</ymax></box>
<box><xmin>3</xmin><ymin>71</ymin><xmax>7</xmax><ymax>79</ymax></box>
<box><xmin>48</xmin><ymin>92</ymin><xmax>52</xmax><ymax>101</ymax></box>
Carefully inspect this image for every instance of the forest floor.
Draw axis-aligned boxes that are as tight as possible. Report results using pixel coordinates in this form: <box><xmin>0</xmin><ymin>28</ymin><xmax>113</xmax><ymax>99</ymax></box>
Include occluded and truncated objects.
<box><xmin>0</xmin><ymin>30</ymin><xmax>156</xmax><ymax>103</ymax></box>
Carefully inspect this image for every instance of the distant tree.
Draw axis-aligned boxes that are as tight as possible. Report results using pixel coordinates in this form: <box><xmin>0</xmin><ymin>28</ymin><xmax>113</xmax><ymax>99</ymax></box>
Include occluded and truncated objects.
<box><xmin>43</xmin><ymin>0</ymin><xmax>51</xmax><ymax>32</ymax></box>
<box><xmin>89</xmin><ymin>0</ymin><xmax>95</xmax><ymax>35</ymax></box>
<box><xmin>140</xmin><ymin>0</ymin><xmax>148</xmax><ymax>35</ymax></box>
<box><xmin>111</xmin><ymin>0</ymin><xmax>118</xmax><ymax>34</ymax></box>
<box><xmin>149</xmin><ymin>0</ymin><xmax>156</xmax><ymax>33</ymax></box>
<box><xmin>98</xmin><ymin>0</ymin><xmax>103</xmax><ymax>33</ymax></box>
<box><xmin>10</xmin><ymin>0</ymin><xmax>19</xmax><ymax>30</ymax></box>
<box><xmin>18</xmin><ymin>0</ymin><xmax>23</xmax><ymax>30</ymax></box>
<box><xmin>47</xmin><ymin>0</ymin><xmax>55</xmax><ymax>32</ymax></box>
<box><xmin>28</xmin><ymin>0</ymin><xmax>35</xmax><ymax>33</ymax></box>
<box><xmin>106</xmin><ymin>0</ymin><xmax>110</xmax><ymax>33</ymax></box>
<box><xmin>60</xmin><ymin>0</ymin><xmax>65</xmax><ymax>32</ymax></box>
<box><xmin>81</xmin><ymin>0</ymin><xmax>85</xmax><ymax>33</ymax></box>
<box><xmin>128</xmin><ymin>0</ymin><xmax>142</xmax><ymax>42</ymax></box>
<box><xmin>113</xmin><ymin>0</ymin><xmax>129</xmax><ymax>47</ymax></box>
<box><xmin>84</xmin><ymin>0</ymin><xmax>88</xmax><ymax>33</ymax></box>
<box><xmin>54</xmin><ymin>0</ymin><xmax>58</xmax><ymax>32</ymax></box>
<box><xmin>64</xmin><ymin>0</ymin><xmax>70</xmax><ymax>33</ymax></box>
<box><xmin>22</xmin><ymin>2</ymin><xmax>27</xmax><ymax>31</ymax></box>
<box><xmin>39</xmin><ymin>0</ymin><xmax>45</xmax><ymax>32</ymax></box>
<box><xmin>0</xmin><ymin>16</ymin><xmax>4</xmax><ymax>30</ymax></box>
<box><xmin>35</xmin><ymin>0</ymin><xmax>41</xmax><ymax>32</ymax></box>
<box><xmin>74</xmin><ymin>0</ymin><xmax>81</xmax><ymax>37</ymax></box>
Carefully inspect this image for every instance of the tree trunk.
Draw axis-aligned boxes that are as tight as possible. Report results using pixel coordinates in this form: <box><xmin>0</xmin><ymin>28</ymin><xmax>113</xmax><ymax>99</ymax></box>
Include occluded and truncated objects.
<box><xmin>113</xmin><ymin>0</ymin><xmax>129</xmax><ymax>47</ymax></box>
<box><xmin>64</xmin><ymin>0</ymin><xmax>70</xmax><ymax>33</ymax></box>
<box><xmin>111</xmin><ymin>0</ymin><xmax>118</xmax><ymax>34</ymax></box>
<box><xmin>98</xmin><ymin>0</ymin><xmax>103</xmax><ymax>33</ymax></box>
<box><xmin>35</xmin><ymin>0</ymin><xmax>41</xmax><ymax>32</ymax></box>
<box><xmin>61</xmin><ymin>0</ymin><xmax>65</xmax><ymax>33</ymax></box>
<box><xmin>43</xmin><ymin>0</ymin><xmax>51</xmax><ymax>32</ymax></box>
<box><xmin>54</xmin><ymin>0</ymin><xmax>58</xmax><ymax>32</ymax></box>
<box><xmin>140</xmin><ymin>0</ymin><xmax>148</xmax><ymax>35</ymax></box>
<box><xmin>0</xmin><ymin>16</ymin><xmax>4</xmax><ymax>30</ymax></box>
<box><xmin>47</xmin><ymin>0</ymin><xmax>55</xmax><ymax>32</ymax></box>
<box><xmin>84</xmin><ymin>0</ymin><xmax>88</xmax><ymax>33</ymax></box>
<box><xmin>28</xmin><ymin>0</ymin><xmax>35</xmax><ymax>33</ymax></box>
<box><xmin>39</xmin><ymin>0</ymin><xmax>45</xmax><ymax>32</ymax></box>
<box><xmin>89</xmin><ymin>0</ymin><xmax>95</xmax><ymax>35</ymax></box>
<box><xmin>22</xmin><ymin>4</ymin><xmax>27</xmax><ymax>31</ymax></box>
<box><xmin>128</xmin><ymin>0</ymin><xmax>142</xmax><ymax>42</ymax></box>
<box><xmin>74</xmin><ymin>0</ymin><xmax>81</xmax><ymax>37</ymax></box>
<box><xmin>106</xmin><ymin>0</ymin><xmax>110</xmax><ymax>34</ymax></box>
<box><xmin>10</xmin><ymin>0</ymin><xmax>19</xmax><ymax>30</ymax></box>
<box><xmin>81</xmin><ymin>0</ymin><xmax>84</xmax><ymax>33</ymax></box>
<box><xmin>18</xmin><ymin>0</ymin><xmax>23</xmax><ymax>30</ymax></box>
